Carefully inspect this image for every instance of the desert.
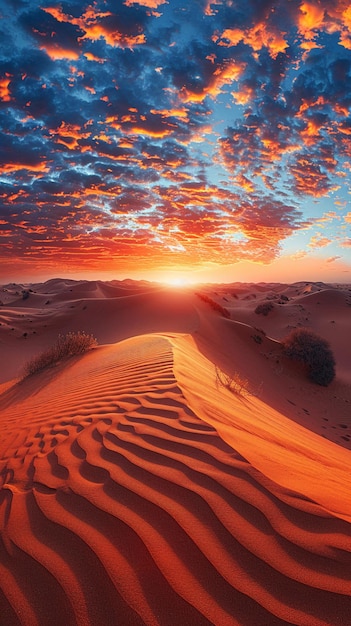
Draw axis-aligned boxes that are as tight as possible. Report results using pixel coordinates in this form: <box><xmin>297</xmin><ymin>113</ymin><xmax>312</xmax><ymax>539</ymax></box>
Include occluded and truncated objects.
<box><xmin>2</xmin><ymin>1</ymin><xmax>351</xmax><ymax>624</ymax></box>
<box><xmin>0</xmin><ymin>278</ymin><xmax>350</xmax><ymax>626</ymax></box>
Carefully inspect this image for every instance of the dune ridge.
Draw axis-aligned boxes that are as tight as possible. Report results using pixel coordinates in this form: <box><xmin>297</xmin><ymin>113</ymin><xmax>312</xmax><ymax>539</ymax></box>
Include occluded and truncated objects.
<box><xmin>1</xmin><ymin>331</ymin><xmax>351</xmax><ymax>625</ymax></box>
<box><xmin>169</xmin><ymin>333</ymin><xmax>351</xmax><ymax>521</ymax></box>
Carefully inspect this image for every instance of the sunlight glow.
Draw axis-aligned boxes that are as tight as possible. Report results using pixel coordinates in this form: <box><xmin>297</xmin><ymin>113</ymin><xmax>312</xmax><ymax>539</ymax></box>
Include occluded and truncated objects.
<box><xmin>163</xmin><ymin>276</ymin><xmax>190</xmax><ymax>287</ymax></box>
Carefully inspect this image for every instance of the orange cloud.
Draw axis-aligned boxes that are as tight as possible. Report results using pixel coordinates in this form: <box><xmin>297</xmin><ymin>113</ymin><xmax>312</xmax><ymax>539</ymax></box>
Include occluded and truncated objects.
<box><xmin>181</xmin><ymin>60</ymin><xmax>245</xmax><ymax>103</ymax></box>
<box><xmin>80</xmin><ymin>25</ymin><xmax>145</xmax><ymax>48</ymax></box>
<box><xmin>245</xmin><ymin>23</ymin><xmax>289</xmax><ymax>58</ymax></box>
<box><xmin>3</xmin><ymin>190</ymin><xmax>28</xmax><ymax>203</ymax></box>
<box><xmin>325</xmin><ymin>3</ymin><xmax>351</xmax><ymax>49</ymax></box>
<box><xmin>298</xmin><ymin>3</ymin><xmax>325</xmax><ymax>39</ymax></box>
<box><xmin>300</xmin><ymin>40</ymin><xmax>323</xmax><ymax>55</ymax></box>
<box><xmin>204</xmin><ymin>0</ymin><xmax>221</xmax><ymax>16</ymax></box>
<box><xmin>340</xmin><ymin>238</ymin><xmax>351</xmax><ymax>247</ymax></box>
<box><xmin>0</xmin><ymin>75</ymin><xmax>11</xmax><ymax>101</ymax></box>
<box><xmin>83</xmin><ymin>187</ymin><xmax>122</xmax><ymax>198</ymax></box>
<box><xmin>260</xmin><ymin>137</ymin><xmax>284</xmax><ymax>159</ymax></box>
<box><xmin>295</xmin><ymin>0</ymin><xmax>351</xmax><ymax>54</ymax></box>
<box><xmin>218</xmin><ymin>28</ymin><xmax>243</xmax><ymax>47</ymax></box>
<box><xmin>40</xmin><ymin>44</ymin><xmax>80</xmax><ymax>61</ymax></box>
<box><xmin>309</xmin><ymin>234</ymin><xmax>332</xmax><ymax>248</ymax></box>
<box><xmin>300</xmin><ymin>119</ymin><xmax>325</xmax><ymax>146</ymax></box>
<box><xmin>232</xmin><ymin>84</ymin><xmax>254</xmax><ymax>105</ymax></box>
<box><xmin>150</xmin><ymin>107</ymin><xmax>189</xmax><ymax>121</ymax></box>
<box><xmin>338</xmin><ymin>33</ymin><xmax>351</xmax><ymax>49</ymax></box>
<box><xmin>42</xmin><ymin>5</ymin><xmax>112</xmax><ymax>26</ymax></box>
<box><xmin>297</xmin><ymin>96</ymin><xmax>326</xmax><ymax>116</ymax></box>
<box><xmin>50</xmin><ymin>122</ymin><xmax>91</xmax><ymax>150</ymax></box>
<box><xmin>235</xmin><ymin>174</ymin><xmax>256</xmax><ymax>193</ymax></box>
<box><xmin>129</xmin><ymin>126</ymin><xmax>173</xmax><ymax>138</ymax></box>
<box><xmin>342</xmin><ymin>4</ymin><xmax>351</xmax><ymax>29</ymax></box>
<box><xmin>338</xmin><ymin>121</ymin><xmax>351</xmax><ymax>135</ymax></box>
<box><xmin>124</xmin><ymin>0</ymin><xmax>166</xmax><ymax>7</ymax></box>
<box><xmin>42</xmin><ymin>6</ymin><xmax>75</xmax><ymax>22</ymax></box>
<box><xmin>83</xmin><ymin>52</ymin><xmax>105</xmax><ymax>62</ymax></box>
<box><xmin>0</xmin><ymin>162</ymin><xmax>49</xmax><ymax>174</ymax></box>
<box><xmin>42</xmin><ymin>5</ymin><xmax>146</xmax><ymax>49</ymax></box>
<box><xmin>217</xmin><ymin>22</ymin><xmax>288</xmax><ymax>59</ymax></box>
<box><xmin>290</xmin><ymin>157</ymin><xmax>331</xmax><ymax>197</ymax></box>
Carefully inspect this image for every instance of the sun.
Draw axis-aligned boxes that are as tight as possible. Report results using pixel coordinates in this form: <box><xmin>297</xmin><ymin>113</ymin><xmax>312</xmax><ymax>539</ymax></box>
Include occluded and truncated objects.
<box><xmin>151</xmin><ymin>268</ymin><xmax>203</xmax><ymax>287</ymax></box>
<box><xmin>164</xmin><ymin>277</ymin><xmax>189</xmax><ymax>287</ymax></box>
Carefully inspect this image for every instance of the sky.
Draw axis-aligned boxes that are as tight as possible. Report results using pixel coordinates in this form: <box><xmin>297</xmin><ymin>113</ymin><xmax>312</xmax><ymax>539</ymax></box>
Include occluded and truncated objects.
<box><xmin>1</xmin><ymin>0</ymin><xmax>351</xmax><ymax>284</ymax></box>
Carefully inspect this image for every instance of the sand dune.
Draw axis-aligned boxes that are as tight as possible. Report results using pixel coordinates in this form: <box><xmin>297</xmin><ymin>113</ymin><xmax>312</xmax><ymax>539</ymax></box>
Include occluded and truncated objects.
<box><xmin>1</xmin><ymin>280</ymin><xmax>351</xmax><ymax>625</ymax></box>
<box><xmin>0</xmin><ymin>282</ymin><xmax>198</xmax><ymax>383</ymax></box>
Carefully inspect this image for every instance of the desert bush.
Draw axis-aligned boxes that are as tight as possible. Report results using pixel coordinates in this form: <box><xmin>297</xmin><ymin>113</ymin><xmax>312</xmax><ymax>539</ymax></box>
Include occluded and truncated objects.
<box><xmin>215</xmin><ymin>366</ymin><xmax>250</xmax><ymax>396</ymax></box>
<box><xmin>23</xmin><ymin>331</ymin><xmax>97</xmax><ymax>378</ymax></box>
<box><xmin>215</xmin><ymin>365</ymin><xmax>264</xmax><ymax>398</ymax></box>
<box><xmin>254</xmin><ymin>301</ymin><xmax>274</xmax><ymax>316</ymax></box>
<box><xmin>282</xmin><ymin>328</ymin><xmax>335</xmax><ymax>386</ymax></box>
<box><xmin>252</xmin><ymin>333</ymin><xmax>263</xmax><ymax>344</ymax></box>
<box><xmin>195</xmin><ymin>292</ymin><xmax>231</xmax><ymax>318</ymax></box>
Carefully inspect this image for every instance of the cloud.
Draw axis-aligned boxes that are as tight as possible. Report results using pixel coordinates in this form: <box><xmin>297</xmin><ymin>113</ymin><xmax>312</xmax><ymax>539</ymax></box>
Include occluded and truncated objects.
<box><xmin>216</xmin><ymin>21</ymin><xmax>289</xmax><ymax>60</ymax></box>
<box><xmin>38</xmin><ymin>3</ymin><xmax>149</xmax><ymax>49</ymax></box>
<box><xmin>0</xmin><ymin>76</ymin><xmax>12</xmax><ymax>102</ymax></box>
<box><xmin>326</xmin><ymin>255</ymin><xmax>341</xmax><ymax>263</ymax></box>
<box><xmin>340</xmin><ymin>239</ymin><xmax>351</xmax><ymax>247</ymax></box>
<box><xmin>0</xmin><ymin>0</ymin><xmax>350</xmax><ymax>276</ymax></box>
<box><xmin>124</xmin><ymin>0</ymin><xmax>167</xmax><ymax>8</ymax></box>
<box><xmin>308</xmin><ymin>234</ymin><xmax>332</xmax><ymax>249</ymax></box>
<box><xmin>298</xmin><ymin>2</ymin><xmax>325</xmax><ymax>41</ymax></box>
<box><xmin>289</xmin><ymin>156</ymin><xmax>334</xmax><ymax>197</ymax></box>
<box><xmin>179</xmin><ymin>58</ymin><xmax>246</xmax><ymax>103</ymax></box>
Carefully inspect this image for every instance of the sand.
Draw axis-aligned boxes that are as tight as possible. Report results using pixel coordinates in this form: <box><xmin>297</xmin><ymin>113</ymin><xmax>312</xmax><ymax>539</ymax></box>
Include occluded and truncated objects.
<box><xmin>0</xmin><ymin>279</ymin><xmax>350</xmax><ymax>625</ymax></box>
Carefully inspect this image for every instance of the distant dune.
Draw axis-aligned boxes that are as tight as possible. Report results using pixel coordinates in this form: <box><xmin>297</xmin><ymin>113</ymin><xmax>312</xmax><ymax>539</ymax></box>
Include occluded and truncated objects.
<box><xmin>0</xmin><ymin>279</ymin><xmax>350</xmax><ymax>625</ymax></box>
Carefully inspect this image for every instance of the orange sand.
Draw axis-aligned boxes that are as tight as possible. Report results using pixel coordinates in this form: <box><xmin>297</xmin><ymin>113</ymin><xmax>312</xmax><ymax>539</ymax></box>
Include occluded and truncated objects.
<box><xmin>0</xmin><ymin>279</ymin><xmax>350</xmax><ymax>625</ymax></box>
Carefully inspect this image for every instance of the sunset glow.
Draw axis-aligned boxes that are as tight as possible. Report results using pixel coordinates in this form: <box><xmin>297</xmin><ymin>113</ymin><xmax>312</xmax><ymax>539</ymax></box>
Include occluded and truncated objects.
<box><xmin>0</xmin><ymin>0</ymin><xmax>351</xmax><ymax>282</ymax></box>
<box><xmin>162</xmin><ymin>275</ymin><xmax>193</xmax><ymax>287</ymax></box>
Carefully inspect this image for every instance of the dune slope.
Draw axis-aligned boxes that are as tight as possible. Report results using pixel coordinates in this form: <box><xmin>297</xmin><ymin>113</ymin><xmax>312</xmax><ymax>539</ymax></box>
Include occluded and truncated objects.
<box><xmin>1</xmin><ymin>333</ymin><xmax>350</xmax><ymax>626</ymax></box>
<box><xmin>0</xmin><ymin>282</ymin><xmax>198</xmax><ymax>383</ymax></box>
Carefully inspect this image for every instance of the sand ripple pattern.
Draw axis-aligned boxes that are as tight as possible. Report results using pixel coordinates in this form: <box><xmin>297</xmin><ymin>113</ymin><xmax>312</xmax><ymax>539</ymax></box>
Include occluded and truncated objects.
<box><xmin>0</xmin><ymin>336</ymin><xmax>350</xmax><ymax>626</ymax></box>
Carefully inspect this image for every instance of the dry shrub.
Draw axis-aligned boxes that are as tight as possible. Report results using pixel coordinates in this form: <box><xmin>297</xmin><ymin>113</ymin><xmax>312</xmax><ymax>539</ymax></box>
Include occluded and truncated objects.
<box><xmin>215</xmin><ymin>366</ymin><xmax>252</xmax><ymax>397</ymax></box>
<box><xmin>282</xmin><ymin>328</ymin><xmax>335</xmax><ymax>386</ymax></box>
<box><xmin>23</xmin><ymin>331</ymin><xmax>97</xmax><ymax>378</ymax></box>
<box><xmin>254</xmin><ymin>301</ymin><xmax>274</xmax><ymax>316</ymax></box>
<box><xmin>195</xmin><ymin>292</ymin><xmax>231</xmax><ymax>318</ymax></box>
<box><xmin>251</xmin><ymin>333</ymin><xmax>263</xmax><ymax>344</ymax></box>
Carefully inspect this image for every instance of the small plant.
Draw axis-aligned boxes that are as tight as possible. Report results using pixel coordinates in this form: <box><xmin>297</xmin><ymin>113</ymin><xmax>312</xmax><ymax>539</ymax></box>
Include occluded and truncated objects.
<box><xmin>22</xmin><ymin>331</ymin><xmax>97</xmax><ymax>378</ymax></box>
<box><xmin>195</xmin><ymin>292</ymin><xmax>230</xmax><ymax>318</ymax></box>
<box><xmin>215</xmin><ymin>366</ymin><xmax>251</xmax><ymax>397</ymax></box>
<box><xmin>282</xmin><ymin>328</ymin><xmax>335</xmax><ymax>386</ymax></box>
<box><xmin>252</xmin><ymin>333</ymin><xmax>263</xmax><ymax>344</ymax></box>
<box><xmin>254</xmin><ymin>301</ymin><xmax>274</xmax><ymax>316</ymax></box>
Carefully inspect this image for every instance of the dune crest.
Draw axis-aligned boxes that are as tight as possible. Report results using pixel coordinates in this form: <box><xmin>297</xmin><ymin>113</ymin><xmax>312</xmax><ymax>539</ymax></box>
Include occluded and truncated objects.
<box><xmin>1</xmin><ymin>332</ymin><xmax>351</xmax><ymax>625</ymax></box>
<box><xmin>169</xmin><ymin>333</ymin><xmax>351</xmax><ymax>521</ymax></box>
